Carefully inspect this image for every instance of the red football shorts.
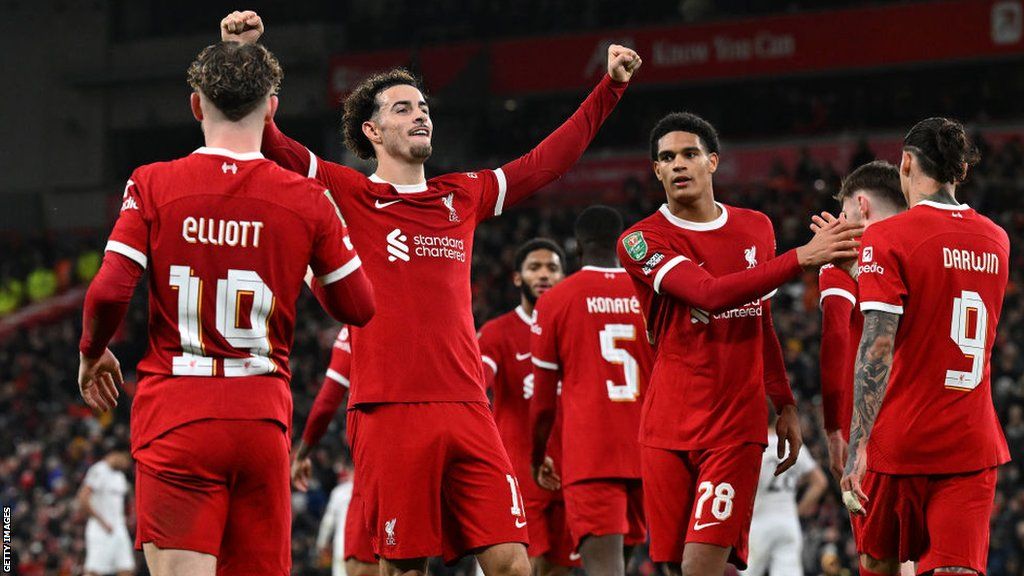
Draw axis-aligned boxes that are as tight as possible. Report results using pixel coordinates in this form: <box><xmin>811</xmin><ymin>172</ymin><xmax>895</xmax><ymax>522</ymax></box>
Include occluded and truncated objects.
<box><xmin>345</xmin><ymin>479</ymin><xmax>376</xmax><ymax>564</ymax></box>
<box><xmin>641</xmin><ymin>443</ymin><xmax>763</xmax><ymax>570</ymax></box>
<box><xmin>133</xmin><ymin>419</ymin><xmax>290</xmax><ymax>575</ymax></box>
<box><xmin>851</xmin><ymin>467</ymin><xmax>997</xmax><ymax>573</ymax></box>
<box><xmin>347</xmin><ymin>402</ymin><xmax>528</xmax><ymax>562</ymax></box>
<box><xmin>525</xmin><ymin>494</ymin><xmax>580</xmax><ymax>567</ymax></box>
<box><xmin>562</xmin><ymin>478</ymin><xmax>646</xmax><ymax>550</ymax></box>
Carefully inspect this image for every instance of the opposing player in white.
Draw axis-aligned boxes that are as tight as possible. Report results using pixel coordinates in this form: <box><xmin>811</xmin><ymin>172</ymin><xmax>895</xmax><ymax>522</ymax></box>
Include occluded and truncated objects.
<box><xmin>740</xmin><ymin>407</ymin><xmax>827</xmax><ymax>576</ymax></box>
<box><xmin>78</xmin><ymin>449</ymin><xmax>135</xmax><ymax>576</ymax></box>
<box><xmin>318</xmin><ymin>469</ymin><xmax>356</xmax><ymax>576</ymax></box>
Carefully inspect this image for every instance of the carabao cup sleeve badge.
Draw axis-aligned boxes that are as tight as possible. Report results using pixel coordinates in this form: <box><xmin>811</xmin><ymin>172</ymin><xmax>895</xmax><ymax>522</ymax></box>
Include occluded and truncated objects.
<box><xmin>623</xmin><ymin>231</ymin><xmax>649</xmax><ymax>261</ymax></box>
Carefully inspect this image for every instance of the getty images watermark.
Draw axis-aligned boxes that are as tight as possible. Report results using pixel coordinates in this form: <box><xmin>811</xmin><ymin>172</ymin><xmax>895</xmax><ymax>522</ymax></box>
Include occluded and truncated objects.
<box><xmin>2</xmin><ymin>506</ymin><xmax>11</xmax><ymax>574</ymax></box>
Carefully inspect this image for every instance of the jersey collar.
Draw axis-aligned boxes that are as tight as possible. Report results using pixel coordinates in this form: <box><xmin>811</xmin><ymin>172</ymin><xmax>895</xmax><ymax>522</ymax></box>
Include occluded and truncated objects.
<box><xmin>193</xmin><ymin>147</ymin><xmax>264</xmax><ymax>161</ymax></box>
<box><xmin>916</xmin><ymin>199</ymin><xmax>970</xmax><ymax>211</ymax></box>
<box><xmin>369</xmin><ymin>174</ymin><xmax>428</xmax><ymax>193</ymax></box>
<box><xmin>658</xmin><ymin>202</ymin><xmax>729</xmax><ymax>231</ymax></box>
<box><xmin>581</xmin><ymin>265</ymin><xmax>625</xmax><ymax>273</ymax></box>
<box><xmin>514</xmin><ymin>305</ymin><xmax>535</xmax><ymax>326</ymax></box>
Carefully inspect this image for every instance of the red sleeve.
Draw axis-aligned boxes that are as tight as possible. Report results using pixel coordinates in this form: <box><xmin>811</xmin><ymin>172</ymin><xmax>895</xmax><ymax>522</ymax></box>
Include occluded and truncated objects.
<box><xmin>819</xmin><ymin>266</ymin><xmax>856</xmax><ymax>433</ymax></box>
<box><xmin>301</xmin><ymin>378</ymin><xmax>348</xmax><ymax>448</ymax></box>
<box><xmin>762</xmin><ymin>299</ymin><xmax>795</xmax><ymax>411</ymax></box>
<box><xmin>308</xmin><ymin>192</ymin><xmax>376</xmax><ymax>326</ymax></box>
<box><xmin>857</xmin><ymin>227</ymin><xmax>907</xmax><ymax>316</ymax></box>
<box><xmin>529</xmin><ymin>296</ymin><xmax>561</xmax><ymax>468</ymax></box>
<box><xmin>477</xmin><ymin>321</ymin><xmax>500</xmax><ymax>391</ymax></box>
<box><xmin>618</xmin><ymin>228</ymin><xmax>802</xmax><ymax>314</ymax></box>
<box><xmin>262</xmin><ymin>121</ymin><xmax>320</xmax><ymax>179</ymax></box>
<box><xmin>478</xmin><ymin>75</ymin><xmax>627</xmax><ymax>221</ymax></box>
<box><xmin>80</xmin><ymin>252</ymin><xmax>144</xmax><ymax>358</ymax></box>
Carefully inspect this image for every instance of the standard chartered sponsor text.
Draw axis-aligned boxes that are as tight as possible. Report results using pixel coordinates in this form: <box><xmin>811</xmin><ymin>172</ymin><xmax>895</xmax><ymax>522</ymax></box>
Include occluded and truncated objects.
<box><xmin>413</xmin><ymin>234</ymin><xmax>466</xmax><ymax>262</ymax></box>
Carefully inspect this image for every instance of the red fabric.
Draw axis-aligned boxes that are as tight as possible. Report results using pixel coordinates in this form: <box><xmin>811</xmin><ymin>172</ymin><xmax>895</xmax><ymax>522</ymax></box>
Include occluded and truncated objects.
<box><xmin>562</xmin><ymin>478</ymin><xmax>645</xmax><ymax>549</ymax></box>
<box><xmin>346</xmin><ymin>402</ymin><xmax>527</xmax><ymax>562</ymax></box>
<box><xmin>857</xmin><ymin>203</ymin><xmax>1010</xmax><ymax>474</ymax></box>
<box><xmin>641</xmin><ymin>443</ymin><xmax>763</xmax><ymax>569</ymax></box>
<box><xmin>851</xmin><ymin>468</ymin><xmax>995</xmax><ymax>573</ymax></box>
<box><xmin>102</xmin><ymin>149</ymin><xmax>368</xmax><ymax>449</ymax></box>
<box><xmin>80</xmin><ymin>252</ymin><xmax>143</xmax><ymax>358</ymax></box>
<box><xmin>524</xmin><ymin>497</ymin><xmax>578</xmax><ymax>566</ymax></box>
<box><xmin>619</xmin><ymin>204</ymin><xmax>796</xmax><ymax>451</ymax></box>
<box><xmin>344</xmin><ymin>481</ymin><xmax>375</xmax><ymax>563</ymax></box>
<box><xmin>301</xmin><ymin>328</ymin><xmax>352</xmax><ymax>447</ymax></box>
<box><xmin>656</xmin><ymin>249</ymin><xmax>800</xmax><ymax>313</ymax></box>
<box><xmin>134</xmin><ymin>419</ymin><xmax>290</xmax><ymax>573</ymax></box>
<box><xmin>531</xmin><ymin>268</ymin><xmax>651</xmax><ymax>484</ymax></box>
<box><xmin>261</xmin><ymin>74</ymin><xmax>626</xmax><ymax>406</ymax></box>
<box><xmin>818</xmin><ymin>263</ymin><xmax>859</xmax><ymax>438</ymax></box>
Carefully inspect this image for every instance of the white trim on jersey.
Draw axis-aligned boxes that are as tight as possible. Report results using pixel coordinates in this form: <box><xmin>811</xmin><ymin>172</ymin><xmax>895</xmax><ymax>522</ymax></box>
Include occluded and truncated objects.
<box><xmin>369</xmin><ymin>174</ymin><xmax>428</xmax><ymax>193</ymax></box>
<box><xmin>581</xmin><ymin>266</ymin><xmax>626</xmax><ymax>273</ymax></box>
<box><xmin>659</xmin><ymin>202</ymin><xmax>729</xmax><ymax>231</ymax></box>
<box><xmin>193</xmin><ymin>147</ymin><xmax>265</xmax><ymax>161</ymax></box>
<box><xmin>307</xmin><ymin>149</ymin><xmax>319</xmax><ymax>178</ymax></box>
<box><xmin>917</xmin><ymin>200</ymin><xmax>970</xmax><ymax>211</ymax></box>
<box><xmin>860</xmin><ymin>301</ymin><xmax>904</xmax><ymax>315</ymax></box>
<box><xmin>481</xmin><ymin>355</ymin><xmax>498</xmax><ymax>374</ymax></box>
<box><xmin>105</xmin><ymin>241</ymin><xmax>147</xmax><ymax>269</ymax></box>
<box><xmin>653</xmin><ymin>255</ymin><xmax>688</xmax><ymax>294</ymax></box>
<box><xmin>532</xmin><ymin>356</ymin><xmax>559</xmax><ymax>371</ymax></box>
<box><xmin>493</xmin><ymin>168</ymin><xmax>508</xmax><ymax>216</ymax></box>
<box><xmin>318</xmin><ymin>256</ymin><xmax>362</xmax><ymax>286</ymax></box>
<box><xmin>325</xmin><ymin>368</ymin><xmax>350</xmax><ymax>388</ymax></box>
<box><xmin>514</xmin><ymin>305</ymin><xmax>535</xmax><ymax>326</ymax></box>
<box><xmin>820</xmin><ymin>287</ymin><xmax>857</xmax><ymax>306</ymax></box>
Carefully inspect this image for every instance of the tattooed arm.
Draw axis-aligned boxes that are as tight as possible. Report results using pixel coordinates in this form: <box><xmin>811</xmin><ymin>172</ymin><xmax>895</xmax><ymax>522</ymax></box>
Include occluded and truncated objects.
<box><xmin>840</xmin><ymin>309</ymin><xmax>899</xmax><ymax>512</ymax></box>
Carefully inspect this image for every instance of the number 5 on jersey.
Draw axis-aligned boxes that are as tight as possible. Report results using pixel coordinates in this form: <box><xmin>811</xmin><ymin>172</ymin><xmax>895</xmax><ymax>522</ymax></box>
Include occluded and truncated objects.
<box><xmin>600</xmin><ymin>323</ymin><xmax>640</xmax><ymax>401</ymax></box>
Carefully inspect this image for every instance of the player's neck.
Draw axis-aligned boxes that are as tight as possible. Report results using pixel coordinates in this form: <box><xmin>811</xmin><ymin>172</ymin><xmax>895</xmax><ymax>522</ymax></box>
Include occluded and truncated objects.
<box><xmin>373</xmin><ymin>154</ymin><xmax>427</xmax><ymax>186</ymax></box>
<box><xmin>201</xmin><ymin>118</ymin><xmax>264</xmax><ymax>154</ymax></box>
<box><xmin>911</xmin><ymin>184</ymin><xmax>959</xmax><ymax>207</ymax></box>
<box><xmin>582</xmin><ymin>251</ymin><xmax>619</xmax><ymax>269</ymax></box>
<box><xmin>518</xmin><ymin>298</ymin><xmax>534</xmax><ymax>316</ymax></box>
<box><xmin>666</xmin><ymin>193</ymin><xmax>719</xmax><ymax>223</ymax></box>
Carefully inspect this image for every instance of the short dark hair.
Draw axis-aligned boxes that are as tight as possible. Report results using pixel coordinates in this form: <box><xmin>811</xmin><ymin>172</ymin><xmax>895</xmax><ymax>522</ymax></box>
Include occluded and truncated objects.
<box><xmin>650</xmin><ymin>112</ymin><xmax>721</xmax><ymax>160</ymax></box>
<box><xmin>186</xmin><ymin>41</ymin><xmax>282</xmax><ymax>122</ymax></box>
<box><xmin>514</xmin><ymin>238</ymin><xmax>565</xmax><ymax>273</ymax></box>
<box><xmin>575</xmin><ymin>205</ymin><xmax>624</xmax><ymax>249</ymax></box>
<box><xmin>342</xmin><ymin>68</ymin><xmax>426</xmax><ymax>160</ymax></box>
<box><xmin>836</xmin><ymin>160</ymin><xmax>906</xmax><ymax>211</ymax></box>
<box><xmin>903</xmin><ymin>117</ymin><xmax>980</xmax><ymax>184</ymax></box>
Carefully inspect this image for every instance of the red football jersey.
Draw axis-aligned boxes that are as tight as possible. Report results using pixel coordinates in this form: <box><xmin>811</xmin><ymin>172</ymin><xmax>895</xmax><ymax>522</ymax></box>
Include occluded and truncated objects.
<box><xmin>857</xmin><ymin>200</ymin><xmax>1010</xmax><ymax>474</ymax></box>
<box><xmin>478</xmin><ymin>306</ymin><xmax>562</xmax><ymax>503</ymax></box>
<box><xmin>818</xmin><ymin>263</ymin><xmax>862</xmax><ymax>440</ymax></box>
<box><xmin>106</xmin><ymin>147</ymin><xmax>363</xmax><ymax>449</ymax></box>
<box><xmin>262</xmin><ymin>75</ymin><xmax>626</xmax><ymax>405</ymax></box>
<box><xmin>618</xmin><ymin>204</ymin><xmax>791</xmax><ymax>451</ymax></box>
<box><xmin>531</xmin><ymin>267</ymin><xmax>652</xmax><ymax>484</ymax></box>
<box><xmin>325</xmin><ymin>325</ymin><xmax>353</xmax><ymax>388</ymax></box>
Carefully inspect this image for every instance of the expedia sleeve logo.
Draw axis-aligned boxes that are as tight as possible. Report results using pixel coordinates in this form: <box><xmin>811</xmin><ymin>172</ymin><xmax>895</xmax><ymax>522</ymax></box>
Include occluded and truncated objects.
<box><xmin>858</xmin><ymin>246</ymin><xmax>885</xmax><ymax>275</ymax></box>
<box><xmin>623</xmin><ymin>231</ymin><xmax>649</xmax><ymax>261</ymax></box>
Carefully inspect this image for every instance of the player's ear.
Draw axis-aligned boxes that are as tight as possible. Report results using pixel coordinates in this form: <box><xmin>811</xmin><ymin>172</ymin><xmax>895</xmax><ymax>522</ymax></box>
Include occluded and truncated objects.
<box><xmin>900</xmin><ymin>151</ymin><xmax>913</xmax><ymax>178</ymax></box>
<box><xmin>265</xmin><ymin>95</ymin><xmax>279</xmax><ymax>124</ymax></box>
<box><xmin>362</xmin><ymin>121</ymin><xmax>382</xmax><ymax>146</ymax></box>
<box><xmin>190</xmin><ymin>92</ymin><xmax>204</xmax><ymax>122</ymax></box>
<box><xmin>707</xmin><ymin>152</ymin><xmax>719</xmax><ymax>174</ymax></box>
<box><xmin>512</xmin><ymin>271</ymin><xmax>523</xmax><ymax>288</ymax></box>
<box><xmin>857</xmin><ymin>193</ymin><xmax>870</xmax><ymax>221</ymax></box>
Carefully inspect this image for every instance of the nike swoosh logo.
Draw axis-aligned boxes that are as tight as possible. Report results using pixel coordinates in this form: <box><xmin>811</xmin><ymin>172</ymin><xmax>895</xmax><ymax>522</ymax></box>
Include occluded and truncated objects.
<box><xmin>515</xmin><ymin>352</ymin><xmax>531</xmax><ymax>361</ymax></box>
<box><xmin>693</xmin><ymin>521</ymin><xmax>721</xmax><ymax>531</ymax></box>
<box><xmin>374</xmin><ymin>199</ymin><xmax>403</xmax><ymax>209</ymax></box>
<box><xmin>514</xmin><ymin>519</ymin><xmax>527</xmax><ymax>528</ymax></box>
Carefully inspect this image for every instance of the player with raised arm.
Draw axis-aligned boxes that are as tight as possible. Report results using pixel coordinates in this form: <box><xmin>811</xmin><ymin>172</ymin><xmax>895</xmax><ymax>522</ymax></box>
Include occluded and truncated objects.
<box><xmin>78</xmin><ymin>447</ymin><xmax>135</xmax><ymax>576</ymax></box>
<box><xmin>740</xmin><ymin>404</ymin><xmax>828</xmax><ymax>576</ymax></box>
<box><xmin>220</xmin><ymin>10</ymin><xmax>640</xmax><ymax>576</ymax></box>
<box><xmin>530</xmin><ymin>206</ymin><xmax>653</xmax><ymax>576</ymax></box>
<box><xmin>477</xmin><ymin>238</ymin><xmax>578</xmax><ymax>576</ymax></box>
<box><xmin>818</xmin><ymin>161</ymin><xmax>906</xmax><ymax>480</ymax></box>
<box><xmin>841</xmin><ymin>118</ymin><xmax>1010</xmax><ymax>576</ymax></box>
<box><xmin>616</xmin><ymin>112</ymin><xmax>862</xmax><ymax>576</ymax></box>
<box><xmin>292</xmin><ymin>327</ymin><xmax>377</xmax><ymax>576</ymax></box>
<box><xmin>77</xmin><ymin>41</ymin><xmax>374</xmax><ymax>575</ymax></box>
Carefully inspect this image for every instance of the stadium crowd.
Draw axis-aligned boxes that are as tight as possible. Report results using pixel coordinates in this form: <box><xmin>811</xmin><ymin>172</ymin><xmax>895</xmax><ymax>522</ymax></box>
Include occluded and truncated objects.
<box><xmin>3</xmin><ymin>133</ymin><xmax>1023</xmax><ymax>575</ymax></box>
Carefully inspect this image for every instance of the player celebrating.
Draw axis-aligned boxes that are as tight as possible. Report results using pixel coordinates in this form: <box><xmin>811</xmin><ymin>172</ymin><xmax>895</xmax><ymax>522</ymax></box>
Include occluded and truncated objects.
<box><xmin>818</xmin><ymin>161</ymin><xmax>906</xmax><ymax>479</ymax></box>
<box><xmin>477</xmin><ymin>238</ymin><xmax>577</xmax><ymax>576</ymax></box>
<box><xmin>77</xmin><ymin>41</ymin><xmax>374</xmax><ymax>575</ymax></box>
<box><xmin>740</xmin><ymin>405</ymin><xmax>828</xmax><ymax>576</ymax></box>
<box><xmin>841</xmin><ymin>118</ymin><xmax>1009</xmax><ymax>576</ymax></box>
<box><xmin>292</xmin><ymin>327</ymin><xmax>377</xmax><ymax>576</ymax></box>
<box><xmin>221</xmin><ymin>10</ymin><xmax>640</xmax><ymax>576</ymax></box>
<box><xmin>617</xmin><ymin>112</ymin><xmax>861</xmax><ymax>576</ymax></box>
<box><xmin>530</xmin><ymin>206</ymin><xmax>653</xmax><ymax>576</ymax></box>
<box><xmin>78</xmin><ymin>447</ymin><xmax>135</xmax><ymax>576</ymax></box>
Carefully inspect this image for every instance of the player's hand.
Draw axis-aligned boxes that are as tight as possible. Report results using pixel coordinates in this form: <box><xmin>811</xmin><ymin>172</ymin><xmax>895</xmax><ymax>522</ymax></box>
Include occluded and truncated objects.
<box><xmin>840</xmin><ymin>443</ymin><xmax>869</xmax><ymax>515</ymax></box>
<box><xmin>773</xmin><ymin>404</ymin><xmax>802</xmax><ymax>476</ymax></box>
<box><xmin>221</xmin><ymin>10</ymin><xmax>264</xmax><ymax>44</ymax></box>
<box><xmin>534</xmin><ymin>456</ymin><xmax>561</xmax><ymax>491</ymax></box>
<box><xmin>607</xmin><ymin>44</ymin><xmax>642</xmax><ymax>82</ymax></box>
<box><xmin>826</xmin><ymin>429</ymin><xmax>849</xmax><ymax>481</ymax></box>
<box><xmin>291</xmin><ymin>454</ymin><xmax>313</xmax><ymax>492</ymax></box>
<box><xmin>78</xmin><ymin>349</ymin><xmax>122</xmax><ymax>412</ymax></box>
<box><xmin>796</xmin><ymin>212</ymin><xmax>863</xmax><ymax>269</ymax></box>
